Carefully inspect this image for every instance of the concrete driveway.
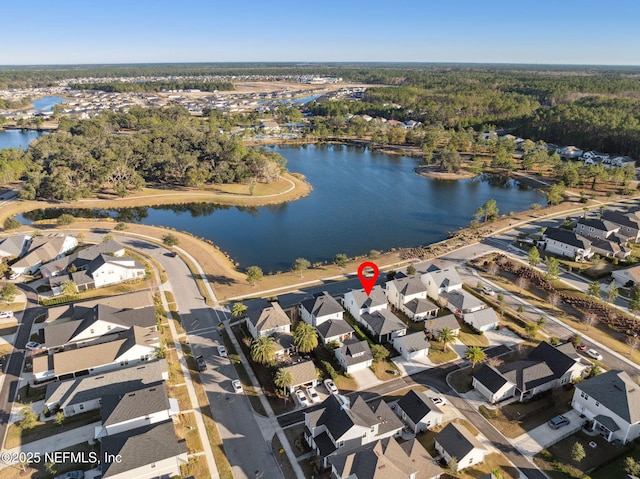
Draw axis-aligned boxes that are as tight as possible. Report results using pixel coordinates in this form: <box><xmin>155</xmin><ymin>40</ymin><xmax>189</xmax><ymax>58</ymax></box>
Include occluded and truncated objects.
<box><xmin>513</xmin><ymin>409</ymin><xmax>583</xmax><ymax>456</ymax></box>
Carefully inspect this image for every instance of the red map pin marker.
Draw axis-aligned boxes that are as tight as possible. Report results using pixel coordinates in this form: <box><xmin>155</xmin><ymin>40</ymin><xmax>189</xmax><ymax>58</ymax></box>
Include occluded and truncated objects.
<box><xmin>357</xmin><ymin>261</ymin><xmax>380</xmax><ymax>296</ymax></box>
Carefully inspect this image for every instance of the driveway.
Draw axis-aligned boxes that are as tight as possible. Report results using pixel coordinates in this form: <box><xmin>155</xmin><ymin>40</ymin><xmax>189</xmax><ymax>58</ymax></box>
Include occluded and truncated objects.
<box><xmin>351</xmin><ymin>368</ymin><xmax>382</xmax><ymax>390</ymax></box>
<box><xmin>513</xmin><ymin>409</ymin><xmax>583</xmax><ymax>456</ymax></box>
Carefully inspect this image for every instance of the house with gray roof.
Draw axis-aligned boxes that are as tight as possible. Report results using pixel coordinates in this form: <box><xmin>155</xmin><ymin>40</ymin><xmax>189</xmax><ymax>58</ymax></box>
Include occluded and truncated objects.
<box><xmin>100</xmin><ymin>420</ymin><xmax>188</xmax><ymax>479</ymax></box>
<box><xmin>95</xmin><ymin>383</ymin><xmax>178</xmax><ymax>438</ymax></box>
<box><xmin>441</xmin><ymin>290</ymin><xmax>485</xmax><ymax>317</ymax></box>
<box><xmin>395</xmin><ymin>390</ymin><xmax>443</xmax><ymax>433</ymax></box>
<box><xmin>44</xmin><ymin>360</ymin><xmax>167</xmax><ymax>417</ymax></box>
<box><xmin>330</xmin><ymin>436</ymin><xmax>442</xmax><ymax>479</ymax></box>
<box><xmin>386</xmin><ymin>275</ymin><xmax>428</xmax><ymax>310</ymax></box>
<box><xmin>571</xmin><ymin>370</ymin><xmax>640</xmax><ymax>444</ymax></box>
<box><xmin>245</xmin><ymin>301</ymin><xmax>291</xmax><ymax>339</ymax></box>
<box><xmin>612</xmin><ymin>264</ymin><xmax>640</xmax><ymax>287</ymax></box>
<box><xmin>11</xmin><ymin>234</ymin><xmax>78</xmax><ymax>275</ymax></box>
<box><xmin>393</xmin><ymin>331</ymin><xmax>431</xmax><ymax>360</ymax></box>
<box><xmin>46</xmin><ymin>290</ymin><xmax>153</xmax><ymax>322</ymax></box>
<box><xmin>40</xmin><ymin>239</ymin><xmax>125</xmax><ymax>278</ymax></box>
<box><xmin>305</xmin><ymin>394</ymin><xmax>403</xmax><ymax>467</ymax></box>
<box><xmin>434</xmin><ymin>422</ymin><xmax>487</xmax><ymax>471</ymax></box>
<box><xmin>602</xmin><ymin>210</ymin><xmax>640</xmax><ymax>242</ymax></box>
<box><xmin>0</xmin><ymin>234</ymin><xmax>31</xmax><ymax>260</ymax></box>
<box><xmin>424</xmin><ymin>314</ymin><xmax>460</xmax><ymax>338</ymax></box>
<box><xmin>343</xmin><ymin>286</ymin><xmax>388</xmax><ymax>322</ymax></box>
<box><xmin>462</xmin><ymin>307</ymin><xmax>500</xmax><ymax>332</ymax></box>
<box><xmin>335</xmin><ymin>339</ymin><xmax>373</xmax><ymax>373</ymax></box>
<box><xmin>402</xmin><ymin>297</ymin><xmax>439</xmax><ymax>321</ymax></box>
<box><xmin>471</xmin><ymin>364</ymin><xmax>516</xmax><ymax>404</ymax></box>
<box><xmin>300</xmin><ymin>291</ymin><xmax>344</xmax><ymax>327</ymax></box>
<box><xmin>358</xmin><ymin>309</ymin><xmax>407</xmax><ymax>343</ymax></box>
<box><xmin>422</xmin><ymin>267</ymin><xmax>463</xmax><ymax>301</ymax></box>
<box><xmin>575</xmin><ymin>218</ymin><xmax>621</xmax><ymax>241</ymax></box>
<box><xmin>541</xmin><ymin>227</ymin><xmax>594</xmax><ymax>261</ymax></box>
<box><xmin>316</xmin><ymin>319</ymin><xmax>354</xmax><ymax>345</ymax></box>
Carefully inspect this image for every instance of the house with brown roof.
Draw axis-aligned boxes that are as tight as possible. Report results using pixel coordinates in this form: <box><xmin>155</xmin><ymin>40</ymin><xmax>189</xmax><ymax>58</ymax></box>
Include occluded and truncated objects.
<box><xmin>280</xmin><ymin>360</ymin><xmax>317</xmax><ymax>393</ymax></box>
<box><xmin>245</xmin><ymin>301</ymin><xmax>291</xmax><ymax>339</ymax></box>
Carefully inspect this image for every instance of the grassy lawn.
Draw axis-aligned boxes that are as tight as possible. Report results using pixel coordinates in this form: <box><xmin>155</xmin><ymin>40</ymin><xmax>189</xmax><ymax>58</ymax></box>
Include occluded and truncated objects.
<box><xmin>175</xmin><ymin>411</ymin><xmax>204</xmax><ymax>454</ymax></box>
<box><xmin>371</xmin><ymin>360</ymin><xmax>400</xmax><ymax>381</ymax></box>
<box><xmin>180</xmin><ymin>456</ymin><xmax>211</xmax><ymax>479</ymax></box>
<box><xmin>590</xmin><ymin>441</ymin><xmax>640</xmax><ymax>479</ymax></box>
<box><xmin>5</xmin><ymin>409</ymin><xmax>101</xmax><ymax>449</ymax></box>
<box><xmin>458</xmin><ymin>322</ymin><xmax>490</xmax><ymax>347</ymax></box>
<box><xmin>168</xmin><ymin>384</ymin><xmax>193</xmax><ymax>411</ymax></box>
<box><xmin>448</xmin><ymin>367</ymin><xmax>475</xmax><ymax>393</ymax></box>
<box><xmin>455</xmin><ymin>452</ymin><xmax>519</xmax><ymax>479</ymax></box>
<box><xmin>428</xmin><ymin>341</ymin><xmax>458</xmax><ymax>364</ymax></box>
<box><xmin>284</xmin><ymin>424</ymin><xmax>311</xmax><ymax>458</ymax></box>
<box><xmin>166</xmin><ymin>349</ymin><xmax>183</xmax><ymax>386</ymax></box>
<box><xmin>0</xmin><ymin>324</ymin><xmax>18</xmax><ymax>336</ymax></box>
<box><xmin>391</xmin><ymin>307</ymin><xmax>425</xmax><ymax>333</ymax></box>
<box><xmin>334</xmin><ymin>374</ymin><xmax>359</xmax><ymax>392</ymax></box>
<box><xmin>0</xmin><ymin>303</ymin><xmax>25</xmax><ymax>313</ymax></box>
<box><xmin>479</xmin><ymin>387</ymin><xmax>574</xmax><ymax>438</ymax></box>
<box><xmin>534</xmin><ymin>430</ymin><xmax>634</xmax><ymax>479</ymax></box>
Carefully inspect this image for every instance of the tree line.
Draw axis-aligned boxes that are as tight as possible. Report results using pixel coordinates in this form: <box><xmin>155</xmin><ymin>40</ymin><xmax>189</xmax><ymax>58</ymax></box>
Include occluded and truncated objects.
<box><xmin>69</xmin><ymin>80</ymin><xmax>234</xmax><ymax>93</ymax></box>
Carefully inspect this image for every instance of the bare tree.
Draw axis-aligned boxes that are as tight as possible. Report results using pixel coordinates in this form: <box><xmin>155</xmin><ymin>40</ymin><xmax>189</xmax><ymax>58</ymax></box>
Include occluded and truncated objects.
<box><xmin>515</xmin><ymin>276</ymin><xmax>528</xmax><ymax>294</ymax></box>
<box><xmin>548</xmin><ymin>292</ymin><xmax>561</xmax><ymax>311</ymax></box>
<box><xmin>627</xmin><ymin>335</ymin><xmax>639</xmax><ymax>356</ymax></box>
<box><xmin>486</xmin><ymin>262</ymin><xmax>499</xmax><ymax>276</ymax></box>
<box><xmin>486</xmin><ymin>357</ymin><xmax>504</xmax><ymax>368</ymax></box>
<box><xmin>583</xmin><ymin>312</ymin><xmax>598</xmax><ymax>332</ymax></box>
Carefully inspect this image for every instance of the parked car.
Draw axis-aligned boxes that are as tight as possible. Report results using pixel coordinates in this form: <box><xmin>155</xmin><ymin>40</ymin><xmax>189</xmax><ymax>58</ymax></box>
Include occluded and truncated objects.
<box><xmin>306</xmin><ymin>385</ymin><xmax>320</xmax><ymax>403</ymax></box>
<box><xmin>25</xmin><ymin>342</ymin><xmax>41</xmax><ymax>351</ymax></box>
<box><xmin>0</xmin><ymin>311</ymin><xmax>13</xmax><ymax>319</ymax></box>
<box><xmin>167</xmin><ymin>251</ymin><xmax>178</xmax><ymax>258</ymax></box>
<box><xmin>577</xmin><ymin>343</ymin><xmax>587</xmax><ymax>351</ymax></box>
<box><xmin>54</xmin><ymin>471</ymin><xmax>84</xmax><ymax>479</ymax></box>
<box><xmin>587</xmin><ymin>349</ymin><xmax>603</xmax><ymax>361</ymax></box>
<box><xmin>324</xmin><ymin>378</ymin><xmax>338</xmax><ymax>395</ymax></box>
<box><xmin>295</xmin><ymin>389</ymin><xmax>309</xmax><ymax>407</ymax></box>
<box><xmin>481</xmin><ymin>285</ymin><xmax>496</xmax><ymax>296</ymax></box>
<box><xmin>432</xmin><ymin>397</ymin><xmax>447</xmax><ymax>406</ymax></box>
<box><xmin>217</xmin><ymin>345</ymin><xmax>227</xmax><ymax>357</ymax></box>
<box><xmin>9</xmin><ymin>272</ymin><xmax>19</xmax><ymax>280</ymax></box>
<box><xmin>232</xmin><ymin>379</ymin><xmax>243</xmax><ymax>393</ymax></box>
<box><xmin>196</xmin><ymin>355</ymin><xmax>206</xmax><ymax>371</ymax></box>
<box><xmin>548</xmin><ymin>415</ymin><xmax>570</xmax><ymax>429</ymax></box>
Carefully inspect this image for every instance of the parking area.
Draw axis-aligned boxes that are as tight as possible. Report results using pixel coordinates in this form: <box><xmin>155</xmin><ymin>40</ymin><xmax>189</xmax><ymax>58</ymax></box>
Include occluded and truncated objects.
<box><xmin>513</xmin><ymin>409</ymin><xmax>583</xmax><ymax>456</ymax></box>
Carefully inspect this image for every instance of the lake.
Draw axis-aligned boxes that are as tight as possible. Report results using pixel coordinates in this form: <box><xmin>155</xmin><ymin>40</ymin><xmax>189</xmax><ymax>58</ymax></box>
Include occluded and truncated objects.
<box><xmin>0</xmin><ymin>129</ymin><xmax>44</xmax><ymax>150</ymax></box>
<box><xmin>17</xmin><ymin>143</ymin><xmax>546</xmax><ymax>272</ymax></box>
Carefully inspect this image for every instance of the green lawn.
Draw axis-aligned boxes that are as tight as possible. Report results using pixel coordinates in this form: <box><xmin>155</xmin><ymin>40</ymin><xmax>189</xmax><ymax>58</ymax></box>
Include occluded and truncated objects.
<box><xmin>428</xmin><ymin>341</ymin><xmax>458</xmax><ymax>364</ymax></box>
<box><xmin>458</xmin><ymin>322</ymin><xmax>490</xmax><ymax>347</ymax></box>
<box><xmin>448</xmin><ymin>367</ymin><xmax>475</xmax><ymax>393</ymax></box>
<box><xmin>591</xmin><ymin>442</ymin><xmax>640</xmax><ymax>479</ymax></box>
<box><xmin>5</xmin><ymin>410</ymin><xmax>101</xmax><ymax>449</ymax></box>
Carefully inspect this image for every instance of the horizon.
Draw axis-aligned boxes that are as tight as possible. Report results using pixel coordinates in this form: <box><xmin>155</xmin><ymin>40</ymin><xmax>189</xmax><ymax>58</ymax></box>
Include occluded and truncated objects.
<box><xmin>3</xmin><ymin>0</ymin><xmax>639</xmax><ymax>66</ymax></box>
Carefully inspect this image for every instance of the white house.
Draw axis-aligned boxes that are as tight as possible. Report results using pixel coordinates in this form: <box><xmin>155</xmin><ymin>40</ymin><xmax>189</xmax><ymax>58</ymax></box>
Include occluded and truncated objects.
<box><xmin>571</xmin><ymin>370</ymin><xmax>640</xmax><ymax>444</ymax></box>
<box><xmin>471</xmin><ymin>364</ymin><xmax>517</xmax><ymax>404</ymax></box>
<box><xmin>435</xmin><ymin>422</ymin><xmax>487</xmax><ymax>471</ymax></box>
<box><xmin>601</xmin><ymin>211</ymin><xmax>640</xmax><ymax>243</ymax></box>
<box><xmin>316</xmin><ymin>319</ymin><xmax>354</xmax><ymax>345</ymax></box>
<box><xmin>402</xmin><ymin>297</ymin><xmax>439</xmax><ymax>321</ymax></box>
<box><xmin>393</xmin><ymin>332</ymin><xmax>431</xmax><ymax>360</ymax></box>
<box><xmin>0</xmin><ymin>234</ymin><xmax>31</xmax><ymax>260</ymax></box>
<box><xmin>395</xmin><ymin>390</ymin><xmax>444</xmax><ymax>433</ymax></box>
<box><xmin>245</xmin><ymin>302</ymin><xmax>291</xmax><ymax>339</ymax></box>
<box><xmin>612</xmin><ymin>264</ymin><xmax>640</xmax><ymax>287</ymax></box>
<box><xmin>541</xmin><ymin>227</ymin><xmax>594</xmax><ymax>261</ymax></box>
<box><xmin>300</xmin><ymin>292</ymin><xmax>344</xmax><ymax>327</ymax></box>
<box><xmin>358</xmin><ymin>309</ymin><xmax>407</xmax><ymax>343</ymax></box>
<box><xmin>385</xmin><ymin>274</ymin><xmax>428</xmax><ymax>309</ymax></box>
<box><xmin>88</xmin><ymin>255</ymin><xmax>146</xmax><ymax>288</ymax></box>
<box><xmin>463</xmin><ymin>308</ymin><xmax>500</xmax><ymax>331</ymax></box>
<box><xmin>335</xmin><ymin>339</ymin><xmax>373</xmax><ymax>373</ymax></box>
<box><xmin>11</xmin><ymin>234</ymin><xmax>78</xmax><ymax>275</ymax></box>
<box><xmin>424</xmin><ymin>314</ymin><xmax>461</xmax><ymax>338</ymax></box>
<box><xmin>422</xmin><ymin>268</ymin><xmax>463</xmax><ymax>301</ymax></box>
<box><xmin>343</xmin><ymin>286</ymin><xmax>387</xmax><ymax>322</ymax></box>
<box><xmin>441</xmin><ymin>290</ymin><xmax>485</xmax><ymax>317</ymax></box>
<box><xmin>40</xmin><ymin>239</ymin><xmax>126</xmax><ymax>278</ymax></box>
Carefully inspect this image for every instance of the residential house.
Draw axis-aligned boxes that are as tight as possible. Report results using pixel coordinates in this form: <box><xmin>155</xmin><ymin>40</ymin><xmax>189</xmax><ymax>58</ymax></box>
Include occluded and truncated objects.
<box><xmin>304</xmin><ymin>394</ymin><xmax>403</xmax><ymax>467</ymax></box>
<box><xmin>343</xmin><ymin>286</ymin><xmax>387</xmax><ymax>322</ymax></box>
<box><xmin>44</xmin><ymin>360</ymin><xmax>168</xmax><ymax>417</ymax></box>
<box><xmin>393</xmin><ymin>332</ymin><xmax>431</xmax><ymax>360</ymax></box>
<box><xmin>424</xmin><ymin>314</ymin><xmax>460</xmax><ymax>338</ymax></box>
<box><xmin>481</xmin><ymin>131</ymin><xmax>498</xmax><ymax>141</ymax></box>
<box><xmin>435</xmin><ymin>422</ymin><xmax>487</xmax><ymax>471</ymax></box>
<box><xmin>571</xmin><ymin>370</ymin><xmax>640</xmax><ymax>444</ymax></box>
<box><xmin>540</xmin><ymin>227</ymin><xmax>594</xmax><ymax>261</ymax></box>
<box><xmin>0</xmin><ymin>234</ymin><xmax>31</xmax><ymax>261</ymax></box>
<box><xmin>33</xmin><ymin>325</ymin><xmax>159</xmax><ymax>382</ymax></box>
<box><xmin>395</xmin><ymin>390</ymin><xmax>444</xmax><ymax>432</ymax></box>
<box><xmin>40</xmin><ymin>239</ymin><xmax>125</xmax><ymax>278</ymax></box>
<box><xmin>462</xmin><ymin>308</ymin><xmax>500</xmax><ymax>332</ymax></box>
<box><xmin>11</xmin><ymin>234</ymin><xmax>78</xmax><ymax>275</ymax></box>
<box><xmin>330</xmin><ymin>437</ymin><xmax>442</xmax><ymax>479</ymax></box>
<box><xmin>68</xmin><ymin>254</ymin><xmax>145</xmax><ymax>292</ymax></box>
<box><xmin>42</xmin><ymin>304</ymin><xmax>157</xmax><ymax>353</ymax></box>
<box><xmin>335</xmin><ymin>339</ymin><xmax>373</xmax><ymax>373</ymax></box>
<box><xmin>100</xmin><ymin>420</ymin><xmax>188</xmax><ymax>479</ymax></box>
<box><xmin>280</xmin><ymin>360</ymin><xmax>317</xmax><ymax>394</ymax></box>
<box><xmin>300</xmin><ymin>292</ymin><xmax>344</xmax><ymax>327</ymax></box>
<box><xmin>386</xmin><ymin>274</ymin><xmax>428</xmax><ymax>310</ymax></box>
<box><xmin>441</xmin><ymin>290</ymin><xmax>485</xmax><ymax>317</ymax></box>
<box><xmin>422</xmin><ymin>268</ymin><xmax>463</xmax><ymax>302</ymax></box>
<box><xmin>472</xmin><ymin>342</ymin><xmax>588</xmax><ymax>403</ymax></box>
<box><xmin>575</xmin><ymin>218</ymin><xmax>621</xmax><ymax>241</ymax></box>
<box><xmin>403</xmin><ymin>297</ymin><xmax>439</xmax><ymax>321</ymax></box>
<box><xmin>46</xmin><ymin>290</ymin><xmax>153</xmax><ymax>322</ymax></box>
<box><xmin>358</xmin><ymin>309</ymin><xmax>407</xmax><ymax>343</ymax></box>
<box><xmin>557</xmin><ymin>146</ymin><xmax>583</xmax><ymax>160</ymax></box>
<box><xmin>612</xmin><ymin>264</ymin><xmax>640</xmax><ymax>287</ymax></box>
<box><xmin>316</xmin><ymin>319</ymin><xmax>354</xmax><ymax>346</ymax></box>
<box><xmin>245</xmin><ymin>302</ymin><xmax>291</xmax><ymax>339</ymax></box>
<box><xmin>601</xmin><ymin>211</ymin><xmax>640</xmax><ymax>242</ymax></box>
<box><xmin>95</xmin><ymin>383</ymin><xmax>179</xmax><ymax>438</ymax></box>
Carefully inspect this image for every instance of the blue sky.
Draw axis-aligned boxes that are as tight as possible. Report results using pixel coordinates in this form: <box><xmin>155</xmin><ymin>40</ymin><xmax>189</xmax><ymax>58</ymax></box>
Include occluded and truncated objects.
<box><xmin>3</xmin><ymin>0</ymin><xmax>639</xmax><ymax>65</ymax></box>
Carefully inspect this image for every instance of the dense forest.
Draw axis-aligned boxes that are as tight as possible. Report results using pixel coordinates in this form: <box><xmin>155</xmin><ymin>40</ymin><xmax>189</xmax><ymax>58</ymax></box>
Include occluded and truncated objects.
<box><xmin>69</xmin><ymin>80</ymin><xmax>234</xmax><ymax>93</ymax></box>
<box><xmin>15</xmin><ymin>107</ymin><xmax>287</xmax><ymax>201</ymax></box>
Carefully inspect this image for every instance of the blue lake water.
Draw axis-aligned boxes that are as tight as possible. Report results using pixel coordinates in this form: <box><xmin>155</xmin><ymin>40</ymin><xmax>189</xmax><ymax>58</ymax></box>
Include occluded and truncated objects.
<box><xmin>30</xmin><ymin>96</ymin><xmax>64</xmax><ymax>111</ymax></box>
<box><xmin>0</xmin><ymin>129</ymin><xmax>45</xmax><ymax>150</ymax></box>
<box><xmin>17</xmin><ymin>143</ymin><xmax>547</xmax><ymax>272</ymax></box>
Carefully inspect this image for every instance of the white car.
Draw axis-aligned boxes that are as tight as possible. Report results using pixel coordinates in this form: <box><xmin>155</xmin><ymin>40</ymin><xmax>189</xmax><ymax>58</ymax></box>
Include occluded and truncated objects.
<box><xmin>25</xmin><ymin>342</ymin><xmax>41</xmax><ymax>351</ymax></box>
<box><xmin>481</xmin><ymin>285</ymin><xmax>496</xmax><ymax>296</ymax></box>
<box><xmin>324</xmin><ymin>378</ymin><xmax>338</xmax><ymax>395</ymax></box>
<box><xmin>295</xmin><ymin>389</ymin><xmax>309</xmax><ymax>407</ymax></box>
<box><xmin>231</xmin><ymin>379</ymin><xmax>243</xmax><ymax>393</ymax></box>
<box><xmin>586</xmin><ymin>349</ymin><xmax>603</xmax><ymax>361</ymax></box>
<box><xmin>9</xmin><ymin>272</ymin><xmax>20</xmax><ymax>280</ymax></box>
<box><xmin>217</xmin><ymin>345</ymin><xmax>227</xmax><ymax>357</ymax></box>
<box><xmin>432</xmin><ymin>396</ymin><xmax>447</xmax><ymax>406</ymax></box>
<box><xmin>306</xmin><ymin>386</ymin><xmax>320</xmax><ymax>403</ymax></box>
<box><xmin>0</xmin><ymin>311</ymin><xmax>13</xmax><ymax>319</ymax></box>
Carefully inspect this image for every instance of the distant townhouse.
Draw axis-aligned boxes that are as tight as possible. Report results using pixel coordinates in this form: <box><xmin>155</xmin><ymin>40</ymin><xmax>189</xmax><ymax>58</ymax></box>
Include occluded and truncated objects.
<box><xmin>574</xmin><ymin>218</ymin><xmax>630</xmax><ymax>259</ymax></box>
<box><xmin>392</xmin><ymin>331</ymin><xmax>431</xmax><ymax>360</ymax></box>
<box><xmin>601</xmin><ymin>211</ymin><xmax>640</xmax><ymax>243</ymax></box>
<box><xmin>358</xmin><ymin>309</ymin><xmax>407</xmax><ymax>343</ymax></box>
<box><xmin>330</xmin><ymin>437</ymin><xmax>442</xmax><ymax>479</ymax></box>
<box><xmin>395</xmin><ymin>390</ymin><xmax>444</xmax><ymax>433</ymax></box>
<box><xmin>571</xmin><ymin>369</ymin><xmax>640</xmax><ymax>444</ymax></box>
<box><xmin>335</xmin><ymin>339</ymin><xmax>373</xmax><ymax>373</ymax></box>
<box><xmin>44</xmin><ymin>360</ymin><xmax>167</xmax><ymax>417</ymax></box>
<box><xmin>100</xmin><ymin>420</ymin><xmax>188</xmax><ymax>479</ymax></box>
<box><xmin>435</xmin><ymin>422</ymin><xmax>487</xmax><ymax>471</ymax></box>
<box><xmin>304</xmin><ymin>394</ymin><xmax>403</xmax><ymax>467</ymax></box>
<box><xmin>300</xmin><ymin>292</ymin><xmax>344</xmax><ymax>327</ymax></box>
<box><xmin>540</xmin><ymin>227</ymin><xmax>594</xmax><ymax>261</ymax></box>
<box><xmin>385</xmin><ymin>274</ymin><xmax>428</xmax><ymax>310</ymax></box>
<box><xmin>0</xmin><ymin>234</ymin><xmax>31</xmax><ymax>261</ymax></box>
<box><xmin>11</xmin><ymin>234</ymin><xmax>77</xmax><ymax>275</ymax></box>
<box><xmin>557</xmin><ymin>146</ymin><xmax>583</xmax><ymax>160</ymax></box>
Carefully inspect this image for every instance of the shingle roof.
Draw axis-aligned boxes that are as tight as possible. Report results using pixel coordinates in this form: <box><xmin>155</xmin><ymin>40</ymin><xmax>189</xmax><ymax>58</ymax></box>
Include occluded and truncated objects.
<box><xmin>602</xmin><ymin>211</ymin><xmax>640</xmax><ymax>231</ymax></box>
<box><xmin>435</xmin><ymin>422</ymin><xmax>485</xmax><ymax>461</ymax></box>
<box><xmin>425</xmin><ymin>314</ymin><xmax>460</xmax><ymax>334</ymax></box>
<box><xmin>404</xmin><ymin>298</ymin><xmax>439</xmax><ymax>315</ymax></box>
<box><xmin>394</xmin><ymin>332</ymin><xmax>431</xmax><ymax>353</ymax></box>
<box><xmin>390</xmin><ymin>276</ymin><xmax>427</xmax><ymax>296</ymax></box>
<box><xmin>301</xmin><ymin>292</ymin><xmax>344</xmax><ymax>318</ymax></box>
<box><xmin>427</xmin><ymin>268</ymin><xmax>462</xmax><ymax>290</ymax></box>
<box><xmin>338</xmin><ymin>339</ymin><xmax>373</xmax><ymax>366</ymax></box>
<box><xmin>464</xmin><ymin>308</ymin><xmax>500</xmax><ymax>328</ymax></box>
<box><xmin>473</xmin><ymin>364</ymin><xmax>510</xmax><ymax>394</ymax></box>
<box><xmin>577</xmin><ymin>218</ymin><xmax>619</xmax><ymax>232</ymax></box>
<box><xmin>246</xmin><ymin>302</ymin><xmax>290</xmax><ymax>334</ymax></box>
<box><xmin>0</xmin><ymin>234</ymin><xmax>30</xmax><ymax>257</ymax></box>
<box><xmin>594</xmin><ymin>414</ymin><xmax>620</xmax><ymax>432</ymax></box>
<box><xmin>544</xmin><ymin>227</ymin><xmax>591</xmax><ymax>249</ymax></box>
<box><xmin>576</xmin><ymin>370</ymin><xmax>640</xmax><ymax>424</ymax></box>
<box><xmin>101</xmin><ymin>420</ymin><xmax>187</xmax><ymax>478</ymax></box>
<box><xmin>346</xmin><ymin>286</ymin><xmax>387</xmax><ymax>310</ymax></box>
<box><xmin>42</xmin><ymin>240</ymin><xmax>125</xmax><ymax>276</ymax></box>
<box><xmin>282</xmin><ymin>360</ymin><xmax>316</xmax><ymax>387</ymax></box>
<box><xmin>46</xmin><ymin>291</ymin><xmax>153</xmax><ymax>322</ymax></box>
<box><xmin>441</xmin><ymin>290</ymin><xmax>485</xmax><ymax>312</ymax></box>
<box><xmin>101</xmin><ymin>384</ymin><xmax>169</xmax><ymax>426</ymax></box>
<box><xmin>360</xmin><ymin>310</ymin><xmax>406</xmax><ymax>337</ymax></box>
<box><xmin>397</xmin><ymin>390</ymin><xmax>443</xmax><ymax>424</ymax></box>
<box><xmin>316</xmin><ymin>319</ymin><xmax>354</xmax><ymax>341</ymax></box>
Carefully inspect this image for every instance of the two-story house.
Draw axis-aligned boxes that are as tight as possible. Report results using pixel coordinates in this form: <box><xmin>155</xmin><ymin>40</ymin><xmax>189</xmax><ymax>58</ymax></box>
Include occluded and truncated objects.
<box><xmin>300</xmin><ymin>292</ymin><xmax>344</xmax><ymax>327</ymax></box>
<box><xmin>385</xmin><ymin>274</ymin><xmax>428</xmax><ymax>310</ymax></box>
<box><xmin>343</xmin><ymin>286</ymin><xmax>387</xmax><ymax>322</ymax></box>
<box><xmin>335</xmin><ymin>339</ymin><xmax>373</xmax><ymax>373</ymax></box>
<box><xmin>602</xmin><ymin>211</ymin><xmax>640</xmax><ymax>243</ymax></box>
<box><xmin>422</xmin><ymin>267</ymin><xmax>463</xmax><ymax>301</ymax></box>
<box><xmin>574</xmin><ymin>218</ymin><xmax>630</xmax><ymax>259</ymax></box>
<box><xmin>358</xmin><ymin>309</ymin><xmax>407</xmax><ymax>343</ymax></box>
<box><xmin>245</xmin><ymin>301</ymin><xmax>291</xmax><ymax>339</ymax></box>
<box><xmin>540</xmin><ymin>227</ymin><xmax>594</xmax><ymax>261</ymax></box>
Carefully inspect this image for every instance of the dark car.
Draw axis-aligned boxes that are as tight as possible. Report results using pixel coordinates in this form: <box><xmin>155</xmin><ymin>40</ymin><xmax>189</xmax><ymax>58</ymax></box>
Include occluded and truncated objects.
<box><xmin>196</xmin><ymin>355</ymin><xmax>206</xmax><ymax>371</ymax></box>
<box><xmin>167</xmin><ymin>251</ymin><xmax>178</xmax><ymax>258</ymax></box>
<box><xmin>548</xmin><ymin>415</ymin><xmax>570</xmax><ymax>429</ymax></box>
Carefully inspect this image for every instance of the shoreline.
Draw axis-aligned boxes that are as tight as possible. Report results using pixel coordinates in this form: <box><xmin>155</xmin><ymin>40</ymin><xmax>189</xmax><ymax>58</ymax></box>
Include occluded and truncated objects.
<box><xmin>414</xmin><ymin>165</ymin><xmax>477</xmax><ymax>180</ymax></box>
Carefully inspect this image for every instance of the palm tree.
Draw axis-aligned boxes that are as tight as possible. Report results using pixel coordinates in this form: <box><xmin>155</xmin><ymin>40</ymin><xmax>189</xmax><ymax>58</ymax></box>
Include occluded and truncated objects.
<box><xmin>465</xmin><ymin>346</ymin><xmax>486</xmax><ymax>368</ymax></box>
<box><xmin>250</xmin><ymin>336</ymin><xmax>276</xmax><ymax>365</ymax></box>
<box><xmin>293</xmin><ymin>323</ymin><xmax>318</xmax><ymax>353</ymax></box>
<box><xmin>273</xmin><ymin>368</ymin><xmax>294</xmax><ymax>394</ymax></box>
<box><xmin>231</xmin><ymin>302</ymin><xmax>247</xmax><ymax>318</ymax></box>
<box><xmin>437</xmin><ymin>327</ymin><xmax>456</xmax><ymax>352</ymax></box>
